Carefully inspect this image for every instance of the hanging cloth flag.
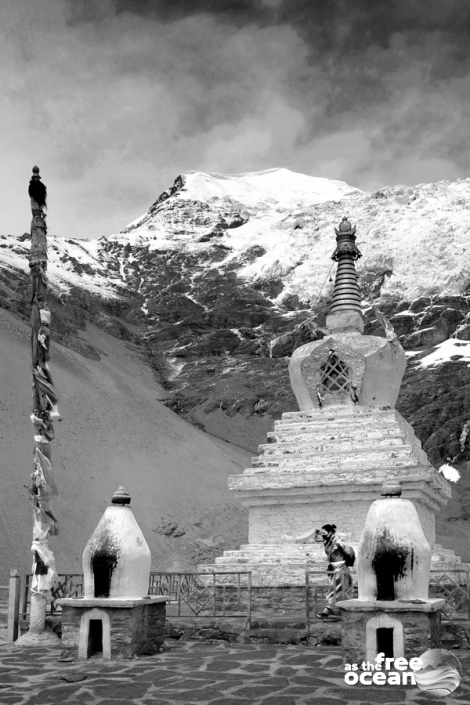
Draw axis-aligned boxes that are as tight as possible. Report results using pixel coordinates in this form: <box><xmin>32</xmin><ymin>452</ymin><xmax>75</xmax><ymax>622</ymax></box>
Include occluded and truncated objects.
<box><xmin>33</xmin><ymin>447</ymin><xmax>59</xmax><ymax>496</ymax></box>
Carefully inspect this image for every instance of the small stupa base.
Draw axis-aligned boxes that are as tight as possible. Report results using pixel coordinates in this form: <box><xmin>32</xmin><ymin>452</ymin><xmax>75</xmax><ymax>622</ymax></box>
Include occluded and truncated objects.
<box><xmin>337</xmin><ymin>598</ymin><xmax>444</xmax><ymax>664</ymax></box>
<box><xmin>58</xmin><ymin>596</ymin><xmax>168</xmax><ymax>660</ymax></box>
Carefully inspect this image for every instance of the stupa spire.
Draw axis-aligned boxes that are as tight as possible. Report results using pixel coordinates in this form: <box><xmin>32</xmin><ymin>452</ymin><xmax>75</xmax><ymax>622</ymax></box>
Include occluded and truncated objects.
<box><xmin>330</xmin><ymin>216</ymin><xmax>362</xmax><ymax>314</ymax></box>
<box><xmin>326</xmin><ymin>217</ymin><xmax>364</xmax><ymax>334</ymax></box>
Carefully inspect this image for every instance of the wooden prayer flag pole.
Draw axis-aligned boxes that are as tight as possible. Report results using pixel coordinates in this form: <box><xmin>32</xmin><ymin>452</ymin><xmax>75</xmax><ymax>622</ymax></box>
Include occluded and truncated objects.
<box><xmin>27</xmin><ymin>166</ymin><xmax>59</xmax><ymax>634</ymax></box>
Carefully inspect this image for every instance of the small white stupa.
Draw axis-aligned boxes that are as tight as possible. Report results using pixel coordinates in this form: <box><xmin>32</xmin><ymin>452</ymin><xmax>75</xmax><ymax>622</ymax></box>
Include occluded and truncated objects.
<box><xmin>82</xmin><ymin>485</ymin><xmax>151</xmax><ymax>599</ymax></box>
<box><xmin>338</xmin><ymin>481</ymin><xmax>444</xmax><ymax>663</ymax></box>
<box><xmin>58</xmin><ymin>487</ymin><xmax>168</xmax><ymax>660</ymax></box>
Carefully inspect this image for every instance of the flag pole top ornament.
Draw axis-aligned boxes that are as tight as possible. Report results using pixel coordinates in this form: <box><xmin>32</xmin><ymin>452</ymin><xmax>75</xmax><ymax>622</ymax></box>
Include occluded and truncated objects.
<box><xmin>29</xmin><ymin>166</ymin><xmax>47</xmax><ymax>210</ymax></box>
<box><xmin>31</xmin><ymin>166</ymin><xmax>42</xmax><ymax>184</ymax></box>
<box><xmin>332</xmin><ymin>216</ymin><xmax>361</xmax><ymax>262</ymax></box>
<box><xmin>112</xmin><ymin>486</ymin><xmax>131</xmax><ymax>505</ymax></box>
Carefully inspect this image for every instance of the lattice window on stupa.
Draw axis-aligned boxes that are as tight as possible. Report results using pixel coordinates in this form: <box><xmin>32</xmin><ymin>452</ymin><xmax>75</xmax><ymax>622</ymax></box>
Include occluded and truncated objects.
<box><xmin>319</xmin><ymin>351</ymin><xmax>351</xmax><ymax>396</ymax></box>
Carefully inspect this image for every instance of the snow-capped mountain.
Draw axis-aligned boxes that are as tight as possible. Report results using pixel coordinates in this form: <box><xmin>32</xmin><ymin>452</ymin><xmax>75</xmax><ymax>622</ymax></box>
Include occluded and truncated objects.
<box><xmin>3</xmin><ymin>167</ymin><xmax>470</xmax><ymax>309</ymax></box>
<box><xmin>119</xmin><ymin>167</ymin><xmax>470</xmax><ymax>305</ymax></box>
<box><xmin>2</xmin><ymin>167</ymin><xmax>470</xmax><ymax>463</ymax></box>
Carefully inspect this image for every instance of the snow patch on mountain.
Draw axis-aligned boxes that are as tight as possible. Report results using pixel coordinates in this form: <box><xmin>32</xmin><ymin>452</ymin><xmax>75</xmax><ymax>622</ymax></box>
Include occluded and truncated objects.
<box><xmin>241</xmin><ymin>241</ymin><xmax>304</xmax><ymax>281</ymax></box>
<box><xmin>0</xmin><ymin>235</ymin><xmax>122</xmax><ymax>298</ymax></box>
<box><xmin>418</xmin><ymin>339</ymin><xmax>470</xmax><ymax>368</ymax></box>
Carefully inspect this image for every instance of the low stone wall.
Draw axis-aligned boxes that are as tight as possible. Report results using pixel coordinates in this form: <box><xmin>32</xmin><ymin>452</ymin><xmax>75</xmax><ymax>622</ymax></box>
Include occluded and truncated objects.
<box><xmin>215</xmin><ymin>585</ymin><xmax>310</xmax><ymax>614</ymax></box>
<box><xmin>43</xmin><ymin>606</ymin><xmax>470</xmax><ymax>651</ymax></box>
<box><xmin>165</xmin><ymin>615</ymin><xmax>470</xmax><ymax>649</ymax></box>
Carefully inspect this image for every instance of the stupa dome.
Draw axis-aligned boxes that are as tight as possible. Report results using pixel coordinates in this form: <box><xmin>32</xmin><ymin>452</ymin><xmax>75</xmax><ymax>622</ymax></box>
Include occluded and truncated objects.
<box><xmin>82</xmin><ymin>486</ymin><xmax>151</xmax><ymax>599</ymax></box>
<box><xmin>357</xmin><ymin>482</ymin><xmax>431</xmax><ymax>601</ymax></box>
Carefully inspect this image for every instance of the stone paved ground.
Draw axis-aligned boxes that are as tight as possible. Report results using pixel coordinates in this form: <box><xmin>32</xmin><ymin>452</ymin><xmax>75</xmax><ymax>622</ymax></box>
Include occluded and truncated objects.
<box><xmin>1</xmin><ymin>640</ymin><xmax>470</xmax><ymax>705</ymax></box>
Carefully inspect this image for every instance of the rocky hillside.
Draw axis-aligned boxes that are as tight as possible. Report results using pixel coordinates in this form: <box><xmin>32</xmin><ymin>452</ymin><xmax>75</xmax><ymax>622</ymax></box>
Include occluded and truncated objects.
<box><xmin>2</xmin><ymin>167</ymin><xmax>470</xmax><ymax>561</ymax></box>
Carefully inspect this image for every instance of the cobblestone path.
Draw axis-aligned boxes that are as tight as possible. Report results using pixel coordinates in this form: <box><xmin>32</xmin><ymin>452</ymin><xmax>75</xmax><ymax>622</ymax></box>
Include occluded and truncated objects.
<box><xmin>0</xmin><ymin>641</ymin><xmax>470</xmax><ymax>705</ymax></box>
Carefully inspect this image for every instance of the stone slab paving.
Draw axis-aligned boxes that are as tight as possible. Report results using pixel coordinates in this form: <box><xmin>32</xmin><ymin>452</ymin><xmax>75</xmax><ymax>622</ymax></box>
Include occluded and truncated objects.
<box><xmin>1</xmin><ymin>640</ymin><xmax>470</xmax><ymax>705</ymax></box>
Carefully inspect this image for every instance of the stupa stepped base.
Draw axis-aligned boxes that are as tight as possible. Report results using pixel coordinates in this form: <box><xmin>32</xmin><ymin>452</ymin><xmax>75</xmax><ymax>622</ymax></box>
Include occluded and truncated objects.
<box><xmin>228</xmin><ymin>405</ymin><xmax>450</xmax><ymax>548</ymax></box>
<box><xmin>198</xmin><ymin>543</ymin><xmax>470</xmax><ymax>587</ymax></box>
<box><xmin>241</xmin><ymin>406</ymin><xmax>444</xmax><ymax>482</ymax></box>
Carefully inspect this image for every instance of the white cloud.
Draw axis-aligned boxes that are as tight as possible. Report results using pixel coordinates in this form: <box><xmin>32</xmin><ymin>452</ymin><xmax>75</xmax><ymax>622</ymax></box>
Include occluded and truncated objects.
<box><xmin>2</xmin><ymin>1</ymin><xmax>470</xmax><ymax>238</ymax></box>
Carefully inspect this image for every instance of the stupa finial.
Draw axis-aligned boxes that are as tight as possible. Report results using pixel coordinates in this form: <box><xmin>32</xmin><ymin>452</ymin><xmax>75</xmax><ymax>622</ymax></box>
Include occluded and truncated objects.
<box><xmin>325</xmin><ymin>217</ymin><xmax>363</xmax><ymax>333</ymax></box>
<box><xmin>335</xmin><ymin>216</ymin><xmax>355</xmax><ymax>236</ymax></box>
<box><xmin>380</xmin><ymin>480</ymin><xmax>402</xmax><ymax>497</ymax></box>
<box><xmin>112</xmin><ymin>486</ymin><xmax>131</xmax><ymax>505</ymax></box>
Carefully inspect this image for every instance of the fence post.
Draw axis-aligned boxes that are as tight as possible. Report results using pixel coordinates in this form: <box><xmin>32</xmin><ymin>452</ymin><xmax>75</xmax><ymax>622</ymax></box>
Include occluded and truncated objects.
<box><xmin>467</xmin><ymin>570</ymin><xmax>470</xmax><ymax>622</ymax></box>
<box><xmin>177</xmin><ymin>575</ymin><xmax>181</xmax><ymax>617</ymax></box>
<box><xmin>22</xmin><ymin>575</ymin><xmax>30</xmax><ymax>620</ymax></box>
<box><xmin>247</xmin><ymin>572</ymin><xmax>252</xmax><ymax>630</ymax></box>
<box><xmin>305</xmin><ymin>570</ymin><xmax>310</xmax><ymax>637</ymax></box>
<box><xmin>341</xmin><ymin>571</ymin><xmax>348</xmax><ymax>599</ymax></box>
<box><xmin>212</xmin><ymin>573</ymin><xmax>216</xmax><ymax>617</ymax></box>
<box><xmin>7</xmin><ymin>569</ymin><xmax>20</xmax><ymax>642</ymax></box>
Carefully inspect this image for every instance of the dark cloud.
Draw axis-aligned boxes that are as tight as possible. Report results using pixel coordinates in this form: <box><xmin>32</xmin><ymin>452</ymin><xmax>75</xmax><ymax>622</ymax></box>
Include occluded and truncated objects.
<box><xmin>66</xmin><ymin>0</ymin><xmax>470</xmax><ymax>129</ymax></box>
<box><xmin>280</xmin><ymin>0</ymin><xmax>470</xmax><ymax>52</ymax></box>
<box><xmin>72</xmin><ymin>0</ymin><xmax>470</xmax><ymax>58</ymax></box>
<box><xmin>68</xmin><ymin>0</ymin><xmax>273</xmax><ymax>27</ymax></box>
<box><xmin>1</xmin><ymin>0</ymin><xmax>469</xmax><ymax>238</ymax></box>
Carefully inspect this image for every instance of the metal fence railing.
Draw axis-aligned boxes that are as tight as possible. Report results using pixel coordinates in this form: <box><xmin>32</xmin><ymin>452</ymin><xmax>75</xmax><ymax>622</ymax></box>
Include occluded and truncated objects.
<box><xmin>305</xmin><ymin>568</ymin><xmax>470</xmax><ymax>626</ymax></box>
<box><xmin>21</xmin><ymin>571</ymin><xmax>252</xmax><ymax>627</ymax></box>
<box><xmin>22</xmin><ymin>573</ymin><xmax>83</xmax><ymax>620</ymax></box>
<box><xmin>0</xmin><ymin>583</ymin><xmax>9</xmax><ymax>622</ymax></box>
<box><xmin>18</xmin><ymin>566</ymin><xmax>470</xmax><ymax>630</ymax></box>
<box><xmin>428</xmin><ymin>569</ymin><xmax>470</xmax><ymax>620</ymax></box>
<box><xmin>149</xmin><ymin>571</ymin><xmax>252</xmax><ymax>625</ymax></box>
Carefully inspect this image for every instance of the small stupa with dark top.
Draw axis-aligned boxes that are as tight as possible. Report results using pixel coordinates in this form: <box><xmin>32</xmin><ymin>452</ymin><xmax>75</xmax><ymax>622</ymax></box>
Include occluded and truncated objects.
<box><xmin>58</xmin><ymin>487</ymin><xmax>168</xmax><ymax>660</ymax></box>
<box><xmin>202</xmin><ymin>217</ymin><xmax>465</xmax><ymax>589</ymax></box>
<box><xmin>337</xmin><ymin>480</ymin><xmax>444</xmax><ymax>662</ymax></box>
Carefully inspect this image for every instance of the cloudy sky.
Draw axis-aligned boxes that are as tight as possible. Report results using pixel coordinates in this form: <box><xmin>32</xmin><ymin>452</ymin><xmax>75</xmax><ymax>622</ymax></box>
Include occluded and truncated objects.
<box><xmin>2</xmin><ymin>0</ymin><xmax>470</xmax><ymax>238</ymax></box>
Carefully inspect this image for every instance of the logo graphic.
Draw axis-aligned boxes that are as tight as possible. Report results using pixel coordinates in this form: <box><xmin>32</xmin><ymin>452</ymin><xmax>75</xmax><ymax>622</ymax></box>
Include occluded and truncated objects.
<box><xmin>413</xmin><ymin>649</ymin><xmax>462</xmax><ymax>697</ymax></box>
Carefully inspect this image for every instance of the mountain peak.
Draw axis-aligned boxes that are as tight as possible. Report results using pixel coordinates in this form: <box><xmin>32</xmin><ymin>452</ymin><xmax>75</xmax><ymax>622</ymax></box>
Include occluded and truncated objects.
<box><xmin>178</xmin><ymin>168</ymin><xmax>362</xmax><ymax>208</ymax></box>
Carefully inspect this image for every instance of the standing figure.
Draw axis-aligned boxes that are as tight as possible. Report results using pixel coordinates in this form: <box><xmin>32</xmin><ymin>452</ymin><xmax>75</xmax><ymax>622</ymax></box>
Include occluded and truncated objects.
<box><xmin>317</xmin><ymin>523</ymin><xmax>354</xmax><ymax>620</ymax></box>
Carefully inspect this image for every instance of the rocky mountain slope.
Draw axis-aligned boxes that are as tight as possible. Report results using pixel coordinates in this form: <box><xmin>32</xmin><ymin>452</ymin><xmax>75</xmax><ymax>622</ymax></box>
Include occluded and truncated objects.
<box><xmin>2</xmin><ymin>167</ymin><xmax>470</xmax><ymax>568</ymax></box>
<box><xmin>0</xmin><ymin>307</ymin><xmax>252</xmax><ymax>585</ymax></box>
